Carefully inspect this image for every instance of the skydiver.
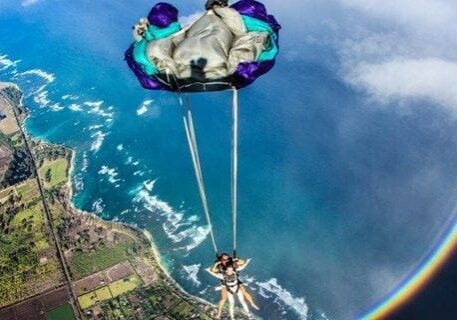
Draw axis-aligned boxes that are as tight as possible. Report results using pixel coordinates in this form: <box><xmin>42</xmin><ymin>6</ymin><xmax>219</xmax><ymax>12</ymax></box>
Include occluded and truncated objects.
<box><xmin>207</xmin><ymin>261</ymin><xmax>253</xmax><ymax>320</ymax></box>
<box><xmin>208</xmin><ymin>253</ymin><xmax>259</xmax><ymax>319</ymax></box>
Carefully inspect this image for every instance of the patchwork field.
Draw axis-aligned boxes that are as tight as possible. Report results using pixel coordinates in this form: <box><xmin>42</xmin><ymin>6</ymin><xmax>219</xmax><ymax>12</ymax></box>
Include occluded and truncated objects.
<box><xmin>77</xmin><ymin>275</ymin><xmax>141</xmax><ymax>309</ymax></box>
<box><xmin>108</xmin><ymin>275</ymin><xmax>141</xmax><ymax>297</ymax></box>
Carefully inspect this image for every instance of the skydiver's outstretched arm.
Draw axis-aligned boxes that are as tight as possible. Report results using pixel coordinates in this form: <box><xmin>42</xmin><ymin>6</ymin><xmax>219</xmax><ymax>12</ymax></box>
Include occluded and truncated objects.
<box><xmin>206</xmin><ymin>267</ymin><xmax>224</xmax><ymax>280</ymax></box>
<box><xmin>235</xmin><ymin>258</ymin><xmax>251</xmax><ymax>271</ymax></box>
<box><xmin>211</xmin><ymin>261</ymin><xmax>222</xmax><ymax>273</ymax></box>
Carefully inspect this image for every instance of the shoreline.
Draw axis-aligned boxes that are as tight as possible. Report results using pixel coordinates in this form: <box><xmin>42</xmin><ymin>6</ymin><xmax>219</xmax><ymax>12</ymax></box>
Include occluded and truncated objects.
<box><xmin>9</xmin><ymin>81</ymin><xmax>215</xmax><ymax>311</ymax></box>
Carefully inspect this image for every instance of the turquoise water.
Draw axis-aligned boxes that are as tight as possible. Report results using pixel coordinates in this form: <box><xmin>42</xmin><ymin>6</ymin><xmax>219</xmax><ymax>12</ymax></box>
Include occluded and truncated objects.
<box><xmin>2</xmin><ymin>1</ymin><xmax>457</xmax><ymax>319</ymax></box>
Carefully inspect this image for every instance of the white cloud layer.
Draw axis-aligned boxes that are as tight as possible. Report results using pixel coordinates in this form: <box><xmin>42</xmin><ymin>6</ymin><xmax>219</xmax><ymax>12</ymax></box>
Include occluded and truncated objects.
<box><xmin>346</xmin><ymin>58</ymin><xmax>457</xmax><ymax>112</ymax></box>
<box><xmin>337</xmin><ymin>0</ymin><xmax>457</xmax><ymax>112</ymax></box>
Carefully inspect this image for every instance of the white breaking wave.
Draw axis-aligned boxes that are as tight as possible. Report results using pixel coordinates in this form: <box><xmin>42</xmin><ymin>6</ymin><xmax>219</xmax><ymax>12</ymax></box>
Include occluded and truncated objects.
<box><xmin>98</xmin><ymin>165</ymin><xmax>121</xmax><ymax>184</ymax></box>
<box><xmin>133</xmin><ymin>170</ymin><xmax>145</xmax><ymax>176</ymax></box>
<box><xmin>133</xmin><ymin>182</ymin><xmax>209</xmax><ymax>252</ymax></box>
<box><xmin>17</xmin><ymin>68</ymin><xmax>55</xmax><ymax>83</ymax></box>
<box><xmin>120</xmin><ymin>209</ymin><xmax>130</xmax><ymax>216</ymax></box>
<box><xmin>84</xmin><ymin>100</ymin><xmax>115</xmax><ymax>118</ymax></box>
<box><xmin>88</xmin><ymin>124</ymin><xmax>103</xmax><ymax>131</ymax></box>
<box><xmin>172</xmin><ymin>225</ymin><xmax>210</xmax><ymax>252</ymax></box>
<box><xmin>137</xmin><ymin>105</ymin><xmax>148</xmax><ymax>116</ymax></box>
<box><xmin>81</xmin><ymin>152</ymin><xmax>88</xmax><ymax>172</ymax></box>
<box><xmin>137</xmin><ymin>99</ymin><xmax>153</xmax><ymax>116</ymax></box>
<box><xmin>73</xmin><ymin>174</ymin><xmax>84</xmax><ymax>194</ymax></box>
<box><xmin>90</xmin><ymin>131</ymin><xmax>107</xmax><ymax>153</ymax></box>
<box><xmin>92</xmin><ymin>198</ymin><xmax>105</xmax><ymax>214</ymax></box>
<box><xmin>256</xmin><ymin>278</ymin><xmax>309</xmax><ymax>320</ymax></box>
<box><xmin>33</xmin><ymin>90</ymin><xmax>51</xmax><ymax>106</ymax></box>
<box><xmin>84</xmin><ymin>100</ymin><xmax>103</xmax><ymax>108</ymax></box>
<box><xmin>182</xmin><ymin>264</ymin><xmax>202</xmax><ymax>287</ymax></box>
<box><xmin>62</xmin><ymin>94</ymin><xmax>79</xmax><ymax>100</ymax></box>
<box><xmin>125</xmin><ymin>156</ymin><xmax>140</xmax><ymax>167</ymax></box>
<box><xmin>143</xmin><ymin>179</ymin><xmax>156</xmax><ymax>192</ymax></box>
<box><xmin>0</xmin><ymin>54</ymin><xmax>20</xmax><ymax>71</ymax></box>
<box><xmin>49</xmin><ymin>103</ymin><xmax>64</xmax><ymax>112</ymax></box>
<box><xmin>12</xmin><ymin>67</ymin><xmax>58</xmax><ymax>110</ymax></box>
<box><xmin>69</xmin><ymin>103</ymin><xmax>82</xmax><ymax>112</ymax></box>
<box><xmin>116</xmin><ymin>144</ymin><xmax>124</xmax><ymax>151</ymax></box>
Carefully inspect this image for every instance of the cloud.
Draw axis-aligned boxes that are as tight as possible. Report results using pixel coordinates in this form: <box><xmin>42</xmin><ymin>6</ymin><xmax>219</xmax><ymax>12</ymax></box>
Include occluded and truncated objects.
<box><xmin>346</xmin><ymin>58</ymin><xmax>457</xmax><ymax>112</ymax></box>
<box><xmin>336</xmin><ymin>0</ymin><xmax>457</xmax><ymax>112</ymax></box>
<box><xmin>341</xmin><ymin>0</ymin><xmax>457</xmax><ymax>30</ymax></box>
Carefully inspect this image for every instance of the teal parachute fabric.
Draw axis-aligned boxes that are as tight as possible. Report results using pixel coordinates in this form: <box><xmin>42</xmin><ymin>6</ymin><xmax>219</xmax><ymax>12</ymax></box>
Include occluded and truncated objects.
<box><xmin>125</xmin><ymin>0</ymin><xmax>281</xmax><ymax>92</ymax></box>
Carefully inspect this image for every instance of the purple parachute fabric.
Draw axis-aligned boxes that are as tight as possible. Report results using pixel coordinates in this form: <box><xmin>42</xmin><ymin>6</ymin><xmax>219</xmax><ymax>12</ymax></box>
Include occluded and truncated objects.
<box><xmin>125</xmin><ymin>47</ymin><xmax>165</xmax><ymax>90</ymax></box>
<box><xmin>126</xmin><ymin>0</ymin><xmax>280</xmax><ymax>91</ymax></box>
<box><xmin>230</xmin><ymin>0</ymin><xmax>280</xmax><ymax>88</ymax></box>
<box><xmin>147</xmin><ymin>2</ymin><xmax>178</xmax><ymax>28</ymax></box>
<box><xmin>233</xmin><ymin>60</ymin><xmax>275</xmax><ymax>88</ymax></box>
<box><xmin>231</xmin><ymin>0</ymin><xmax>281</xmax><ymax>34</ymax></box>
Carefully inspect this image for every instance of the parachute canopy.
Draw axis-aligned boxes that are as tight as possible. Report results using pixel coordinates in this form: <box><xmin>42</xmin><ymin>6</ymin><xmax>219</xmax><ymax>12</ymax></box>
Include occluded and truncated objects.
<box><xmin>125</xmin><ymin>0</ymin><xmax>281</xmax><ymax>92</ymax></box>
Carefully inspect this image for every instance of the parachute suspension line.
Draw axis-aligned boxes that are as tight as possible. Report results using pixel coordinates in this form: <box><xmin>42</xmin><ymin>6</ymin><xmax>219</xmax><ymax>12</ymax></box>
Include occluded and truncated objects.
<box><xmin>178</xmin><ymin>94</ymin><xmax>218</xmax><ymax>254</ymax></box>
<box><xmin>231</xmin><ymin>87</ymin><xmax>239</xmax><ymax>259</ymax></box>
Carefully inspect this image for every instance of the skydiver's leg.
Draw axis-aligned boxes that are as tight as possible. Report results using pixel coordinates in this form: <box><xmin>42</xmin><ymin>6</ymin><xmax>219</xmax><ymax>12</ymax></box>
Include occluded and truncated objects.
<box><xmin>228</xmin><ymin>293</ymin><xmax>235</xmax><ymax>320</ymax></box>
<box><xmin>241</xmin><ymin>285</ymin><xmax>260</xmax><ymax>310</ymax></box>
<box><xmin>237</xmin><ymin>290</ymin><xmax>252</xmax><ymax>317</ymax></box>
<box><xmin>216</xmin><ymin>287</ymin><xmax>228</xmax><ymax>319</ymax></box>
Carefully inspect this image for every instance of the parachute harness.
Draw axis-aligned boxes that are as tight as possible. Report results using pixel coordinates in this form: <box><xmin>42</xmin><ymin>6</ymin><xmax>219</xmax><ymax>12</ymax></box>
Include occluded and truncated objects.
<box><xmin>177</xmin><ymin>87</ymin><xmax>239</xmax><ymax>257</ymax></box>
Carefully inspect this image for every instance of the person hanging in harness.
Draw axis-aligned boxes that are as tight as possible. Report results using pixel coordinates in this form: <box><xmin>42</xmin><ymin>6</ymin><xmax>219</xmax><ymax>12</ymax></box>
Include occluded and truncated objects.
<box><xmin>207</xmin><ymin>253</ymin><xmax>259</xmax><ymax>319</ymax></box>
<box><xmin>207</xmin><ymin>259</ymin><xmax>254</xmax><ymax>320</ymax></box>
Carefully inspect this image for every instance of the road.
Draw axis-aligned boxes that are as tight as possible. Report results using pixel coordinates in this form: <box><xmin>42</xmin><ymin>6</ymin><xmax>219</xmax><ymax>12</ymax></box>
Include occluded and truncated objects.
<box><xmin>0</xmin><ymin>90</ymin><xmax>83</xmax><ymax>320</ymax></box>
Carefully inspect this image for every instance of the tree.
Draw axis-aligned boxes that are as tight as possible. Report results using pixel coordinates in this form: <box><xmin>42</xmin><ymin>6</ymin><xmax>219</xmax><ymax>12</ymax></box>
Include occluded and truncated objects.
<box><xmin>44</xmin><ymin>168</ymin><xmax>51</xmax><ymax>183</ymax></box>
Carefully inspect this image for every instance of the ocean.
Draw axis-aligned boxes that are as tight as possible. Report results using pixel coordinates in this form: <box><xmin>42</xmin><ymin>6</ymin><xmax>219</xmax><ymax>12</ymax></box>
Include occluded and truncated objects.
<box><xmin>2</xmin><ymin>1</ymin><xmax>457</xmax><ymax>319</ymax></box>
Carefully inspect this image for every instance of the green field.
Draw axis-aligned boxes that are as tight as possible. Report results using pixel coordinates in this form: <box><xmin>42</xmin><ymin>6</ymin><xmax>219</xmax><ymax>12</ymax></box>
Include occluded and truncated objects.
<box><xmin>10</xmin><ymin>204</ymin><xmax>49</xmax><ymax>251</ymax></box>
<box><xmin>10</xmin><ymin>132</ymin><xmax>23</xmax><ymax>147</ymax></box>
<box><xmin>11</xmin><ymin>204</ymin><xmax>44</xmax><ymax>228</ymax></box>
<box><xmin>70</xmin><ymin>242</ymin><xmax>133</xmax><ymax>278</ymax></box>
<box><xmin>78</xmin><ymin>291</ymin><xmax>97</xmax><ymax>309</ymax></box>
<box><xmin>16</xmin><ymin>179</ymin><xmax>39</xmax><ymax>201</ymax></box>
<box><xmin>46</xmin><ymin>303</ymin><xmax>76</xmax><ymax>320</ymax></box>
<box><xmin>108</xmin><ymin>275</ymin><xmax>141</xmax><ymax>297</ymax></box>
<box><xmin>39</xmin><ymin>158</ymin><xmax>68</xmax><ymax>188</ymax></box>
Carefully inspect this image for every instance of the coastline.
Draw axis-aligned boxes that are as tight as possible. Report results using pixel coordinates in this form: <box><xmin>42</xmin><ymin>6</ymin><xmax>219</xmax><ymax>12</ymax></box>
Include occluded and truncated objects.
<box><xmin>60</xmin><ymin>121</ymin><xmax>217</xmax><ymax>310</ymax></box>
<box><xmin>4</xmin><ymin>81</ymin><xmax>216</xmax><ymax>313</ymax></box>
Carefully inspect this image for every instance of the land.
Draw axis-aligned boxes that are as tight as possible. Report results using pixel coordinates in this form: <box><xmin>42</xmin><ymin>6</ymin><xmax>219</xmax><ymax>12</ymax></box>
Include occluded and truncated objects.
<box><xmin>0</xmin><ymin>82</ymin><xmax>254</xmax><ymax>319</ymax></box>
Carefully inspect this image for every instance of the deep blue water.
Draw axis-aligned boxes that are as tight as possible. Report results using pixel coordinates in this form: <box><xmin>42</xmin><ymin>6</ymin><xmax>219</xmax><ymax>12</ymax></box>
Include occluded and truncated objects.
<box><xmin>2</xmin><ymin>1</ymin><xmax>457</xmax><ymax>319</ymax></box>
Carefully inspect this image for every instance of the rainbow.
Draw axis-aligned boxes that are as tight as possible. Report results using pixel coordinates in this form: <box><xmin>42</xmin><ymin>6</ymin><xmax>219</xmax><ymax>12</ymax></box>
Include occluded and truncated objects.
<box><xmin>360</xmin><ymin>217</ymin><xmax>457</xmax><ymax>319</ymax></box>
